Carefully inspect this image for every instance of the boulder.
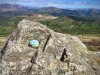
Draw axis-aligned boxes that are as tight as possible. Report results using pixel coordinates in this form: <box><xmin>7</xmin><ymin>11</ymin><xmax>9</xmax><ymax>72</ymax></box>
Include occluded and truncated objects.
<box><xmin>0</xmin><ymin>19</ymin><xmax>100</xmax><ymax>75</ymax></box>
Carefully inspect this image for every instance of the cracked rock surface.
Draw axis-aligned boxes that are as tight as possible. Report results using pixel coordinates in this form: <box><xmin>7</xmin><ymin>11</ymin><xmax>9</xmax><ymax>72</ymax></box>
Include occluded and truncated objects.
<box><xmin>0</xmin><ymin>19</ymin><xmax>100</xmax><ymax>75</ymax></box>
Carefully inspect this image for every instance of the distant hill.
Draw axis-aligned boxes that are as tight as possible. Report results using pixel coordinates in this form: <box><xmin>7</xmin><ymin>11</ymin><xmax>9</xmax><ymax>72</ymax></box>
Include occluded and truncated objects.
<box><xmin>0</xmin><ymin>3</ymin><xmax>100</xmax><ymax>18</ymax></box>
<box><xmin>34</xmin><ymin>7</ymin><xmax>100</xmax><ymax>18</ymax></box>
<box><xmin>0</xmin><ymin>3</ymin><xmax>27</xmax><ymax>12</ymax></box>
<box><xmin>0</xmin><ymin>3</ymin><xmax>100</xmax><ymax>24</ymax></box>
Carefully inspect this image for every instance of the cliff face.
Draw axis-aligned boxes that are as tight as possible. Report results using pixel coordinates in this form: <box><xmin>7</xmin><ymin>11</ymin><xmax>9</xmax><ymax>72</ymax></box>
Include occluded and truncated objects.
<box><xmin>0</xmin><ymin>19</ymin><xmax>100</xmax><ymax>75</ymax></box>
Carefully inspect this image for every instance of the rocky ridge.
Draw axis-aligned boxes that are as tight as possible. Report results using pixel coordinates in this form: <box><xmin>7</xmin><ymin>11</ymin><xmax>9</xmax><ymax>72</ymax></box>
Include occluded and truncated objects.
<box><xmin>0</xmin><ymin>19</ymin><xmax>100</xmax><ymax>75</ymax></box>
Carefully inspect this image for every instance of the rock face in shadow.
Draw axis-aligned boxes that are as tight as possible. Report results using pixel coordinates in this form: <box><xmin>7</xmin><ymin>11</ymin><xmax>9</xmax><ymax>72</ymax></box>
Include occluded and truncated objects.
<box><xmin>0</xmin><ymin>19</ymin><xmax>100</xmax><ymax>75</ymax></box>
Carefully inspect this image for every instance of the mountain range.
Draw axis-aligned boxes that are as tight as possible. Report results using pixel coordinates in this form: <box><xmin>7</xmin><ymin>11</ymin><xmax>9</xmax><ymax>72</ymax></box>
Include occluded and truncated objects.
<box><xmin>0</xmin><ymin>3</ymin><xmax>27</xmax><ymax>12</ymax></box>
<box><xmin>0</xmin><ymin>3</ymin><xmax>100</xmax><ymax>18</ymax></box>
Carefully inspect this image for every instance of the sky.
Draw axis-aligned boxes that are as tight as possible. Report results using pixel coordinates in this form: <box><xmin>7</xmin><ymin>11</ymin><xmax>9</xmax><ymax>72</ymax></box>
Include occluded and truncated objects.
<box><xmin>0</xmin><ymin>0</ymin><xmax>100</xmax><ymax>9</ymax></box>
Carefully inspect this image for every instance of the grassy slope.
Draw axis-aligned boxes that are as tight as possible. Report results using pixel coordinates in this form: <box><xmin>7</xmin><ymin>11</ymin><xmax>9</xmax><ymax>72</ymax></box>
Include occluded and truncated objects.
<box><xmin>40</xmin><ymin>17</ymin><xmax>100</xmax><ymax>35</ymax></box>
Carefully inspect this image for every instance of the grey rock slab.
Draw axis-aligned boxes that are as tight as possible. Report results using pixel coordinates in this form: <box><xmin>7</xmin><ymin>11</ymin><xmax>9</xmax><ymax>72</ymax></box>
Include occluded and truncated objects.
<box><xmin>0</xmin><ymin>19</ymin><xmax>100</xmax><ymax>75</ymax></box>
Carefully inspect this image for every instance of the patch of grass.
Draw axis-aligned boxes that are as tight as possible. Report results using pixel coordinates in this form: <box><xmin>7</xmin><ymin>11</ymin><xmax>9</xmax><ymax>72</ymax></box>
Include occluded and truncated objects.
<box><xmin>40</xmin><ymin>17</ymin><xmax>100</xmax><ymax>35</ymax></box>
<box><xmin>0</xmin><ymin>42</ymin><xmax>3</xmax><ymax>48</ymax></box>
<box><xmin>87</xmin><ymin>46</ymin><xmax>98</xmax><ymax>51</ymax></box>
<box><xmin>0</xmin><ymin>26</ymin><xmax>14</xmax><ymax>37</ymax></box>
<box><xmin>0</xmin><ymin>16</ymin><xmax>25</xmax><ymax>37</ymax></box>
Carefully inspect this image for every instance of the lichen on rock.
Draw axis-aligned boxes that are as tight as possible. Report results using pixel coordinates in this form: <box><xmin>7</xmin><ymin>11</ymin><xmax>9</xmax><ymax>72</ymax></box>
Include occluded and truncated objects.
<box><xmin>0</xmin><ymin>19</ymin><xmax>100</xmax><ymax>75</ymax></box>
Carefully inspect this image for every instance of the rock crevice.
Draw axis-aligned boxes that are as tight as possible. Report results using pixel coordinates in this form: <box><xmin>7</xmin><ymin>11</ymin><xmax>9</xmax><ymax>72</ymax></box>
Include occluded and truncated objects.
<box><xmin>43</xmin><ymin>33</ymin><xmax>51</xmax><ymax>52</ymax></box>
<box><xmin>60</xmin><ymin>48</ymin><xmax>67</xmax><ymax>62</ymax></box>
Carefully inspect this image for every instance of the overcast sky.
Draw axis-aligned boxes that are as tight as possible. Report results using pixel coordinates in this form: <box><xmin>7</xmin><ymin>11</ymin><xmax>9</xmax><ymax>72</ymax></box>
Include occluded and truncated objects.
<box><xmin>0</xmin><ymin>0</ymin><xmax>100</xmax><ymax>9</ymax></box>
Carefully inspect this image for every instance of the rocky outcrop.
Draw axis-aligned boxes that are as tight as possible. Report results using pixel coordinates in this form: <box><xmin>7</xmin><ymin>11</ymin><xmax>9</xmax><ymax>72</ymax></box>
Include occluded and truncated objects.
<box><xmin>0</xmin><ymin>19</ymin><xmax>100</xmax><ymax>75</ymax></box>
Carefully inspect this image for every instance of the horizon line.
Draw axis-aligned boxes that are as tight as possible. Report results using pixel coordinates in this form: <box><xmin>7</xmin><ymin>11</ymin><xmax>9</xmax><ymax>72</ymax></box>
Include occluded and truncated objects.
<box><xmin>0</xmin><ymin>3</ymin><xmax>100</xmax><ymax>10</ymax></box>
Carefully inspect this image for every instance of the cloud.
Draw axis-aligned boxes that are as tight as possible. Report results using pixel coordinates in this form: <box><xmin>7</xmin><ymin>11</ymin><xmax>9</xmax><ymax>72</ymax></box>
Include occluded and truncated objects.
<box><xmin>42</xmin><ymin>1</ymin><xmax>68</xmax><ymax>5</ymax></box>
<box><xmin>74</xmin><ymin>1</ymin><xmax>88</xmax><ymax>5</ymax></box>
<box><xmin>17</xmin><ymin>0</ymin><xmax>22</xmax><ymax>1</ymax></box>
<box><xmin>5</xmin><ymin>0</ymin><xmax>68</xmax><ymax>5</ymax></box>
<box><xmin>23</xmin><ymin>0</ymin><xmax>34</xmax><ymax>2</ymax></box>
